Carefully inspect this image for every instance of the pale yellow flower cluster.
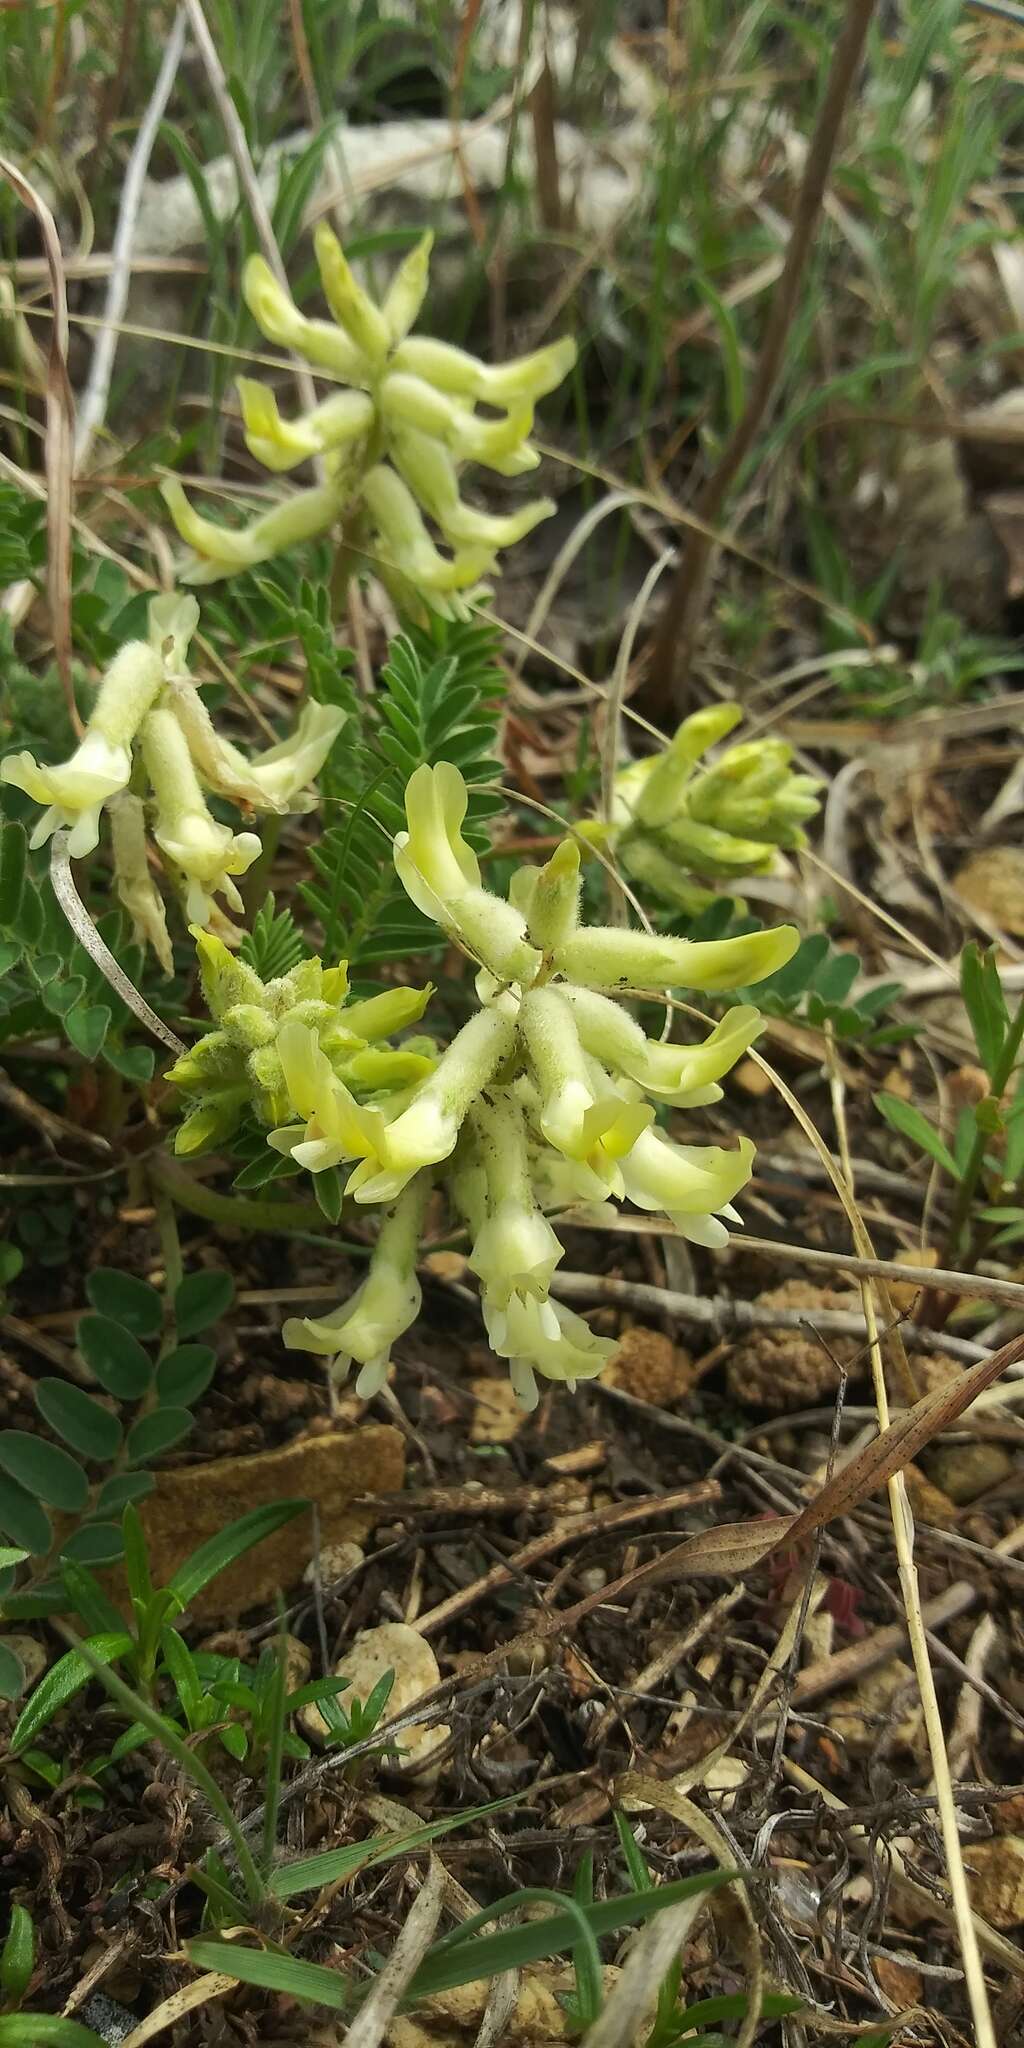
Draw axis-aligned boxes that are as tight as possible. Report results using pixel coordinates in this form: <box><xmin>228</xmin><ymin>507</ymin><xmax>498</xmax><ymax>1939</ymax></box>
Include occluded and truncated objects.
<box><xmin>274</xmin><ymin>761</ymin><xmax>798</xmax><ymax>1407</ymax></box>
<box><xmin>161</xmin><ymin>226</ymin><xmax>575</xmax><ymax>619</ymax></box>
<box><xmin>596</xmin><ymin>705</ymin><xmax>823</xmax><ymax>913</ymax></box>
<box><xmin>0</xmin><ymin>596</ymin><xmax>343</xmax><ymax>964</ymax></box>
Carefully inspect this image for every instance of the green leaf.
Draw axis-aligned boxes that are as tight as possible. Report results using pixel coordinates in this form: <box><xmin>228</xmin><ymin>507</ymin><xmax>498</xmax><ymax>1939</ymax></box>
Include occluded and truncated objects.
<box><xmin>0</xmin><ymin>1432</ymin><xmax>88</xmax><ymax>1511</ymax></box>
<box><xmin>408</xmin><ymin>1873</ymin><xmax>734</xmax><ymax>2000</ymax></box>
<box><xmin>0</xmin><ymin>820</ymin><xmax>27</xmax><ymax>927</ymax></box>
<box><xmin>313</xmin><ymin>1165</ymin><xmax>344</xmax><ymax>1224</ymax></box>
<box><xmin>960</xmin><ymin>941</ymin><xmax>1009</xmax><ymax>1081</ymax></box>
<box><xmin>59</xmin><ymin>1557</ymin><xmax>123</xmax><ymax>1633</ymax></box>
<box><xmin>174</xmin><ymin>1267</ymin><xmax>234</xmax><ymax>1339</ymax></box>
<box><xmin>0</xmin><ymin>1899</ymin><xmax>34</xmax><ymax>2001</ymax></box>
<box><xmin>873</xmin><ymin>1094</ymin><xmax>961</xmax><ymax>1180</ymax></box>
<box><xmin>0</xmin><ymin>2022</ymin><xmax>104</xmax><ymax>2046</ymax></box>
<box><xmin>272</xmin><ymin>1796</ymin><xmax>531</xmax><ymax>1900</ymax></box>
<box><xmin>0</xmin><ymin>1640</ymin><xmax>27</xmax><ymax>1700</ymax></box>
<box><xmin>103</xmin><ymin>1043</ymin><xmax>155</xmax><ymax>1082</ymax></box>
<box><xmin>0</xmin><ymin>1543</ymin><xmax>28</xmax><ymax>1570</ymax></box>
<box><xmin>77</xmin><ymin>1314</ymin><xmax>153</xmax><ymax>1398</ymax></box>
<box><xmin>59</xmin><ymin>1522</ymin><xmax>125</xmax><ymax>1566</ymax></box>
<box><xmin>64</xmin><ymin>1002</ymin><xmax>111</xmax><ymax>1060</ymax></box>
<box><xmin>85</xmin><ymin>1268</ymin><xmax>163</xmax><ymax>1338</ymax></box>
<box><xmin>155</xmin><ymin>1343</ymin><xmax>216</xmax><ymax>1408</ymax></box>
<box><xmin>0</xmin><ymin>1463</ymin><xmax>56</xmax><ymax>1556</ymax></box>
<box><xmin>0</xmin><ymin>1241</ymin><xmax>23</xmax><ymax>1287</ymax></box>
<box><xmin>185</xmin><ymin>1940</ymin><xmax>349</xmax><ymax>2012</ymax></box>
<box><xmin>35</xmin><ymin>1380</ymin><xmax>123</xmax><ymax>1461</ymax></box>
<box><xmin>125</xmin><ymin>1407</ymin><xmax>194</xmax><ymax>1465</ymax></box>
<box><xmin>169</xmin><ymin>1499</ymin><xmax>308</xmax><ymax>1609</ymax></box>
<box><xmin>673</xmin><ymin>1992</ymin><xmax>804</xmax><ymax>2031</ymax></box>
<box><xmin>95</xmin><ymin>1471</ymin><xmax>155</xmax><ymax>1514</ymax></box>
<box><xmin>10</xmin><ymin>1633</ymin><xmax>133</xmax><ymax>1754</ymax></box>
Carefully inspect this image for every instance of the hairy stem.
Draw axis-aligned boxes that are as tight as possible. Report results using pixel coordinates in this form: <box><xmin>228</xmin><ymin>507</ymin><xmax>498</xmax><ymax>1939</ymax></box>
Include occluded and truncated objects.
<box><xmin>151</xmin><ymin>1153</ymin><xmax>330</xmax><ymax>1236</ymax></box>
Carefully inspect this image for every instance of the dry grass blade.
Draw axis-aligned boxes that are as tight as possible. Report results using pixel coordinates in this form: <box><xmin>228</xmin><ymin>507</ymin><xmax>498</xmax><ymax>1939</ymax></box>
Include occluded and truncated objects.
<box><xmin>49</xmin><ymin>832</ymin><xmax>186</xmax><ymax>1056</ymax></box>
<box><xmin>74</xmin><ymin>8</ymin><xmax>187</xmax><ymax>471</ymax></box>
<box><xmin>340</xmin><ymin>1855</ymin><xmax>445</xmax><ymax>2048</ymax></box>
<box><xmin>824</xmin><ymin>1032</ymin><xmax>1001</xmax><ymax>2048</ymax></box>
<box><xmin>470</xmin><ymin>1965</ymin><xmax>520</xmax><ymax>2048</ymax></box>
<box><xmin>0</xmin><ymin>151</ymin><xmax>78</xmax><ymax>733</ymax></box>
<box><xmin>576</xmin><ymin>1883</ymin><xmax>713</xmax><ymax>2048</ymax></box>
<box><xmin>119</xmin><ymin>1974</ymin><xmax>237</xmax><ymax>2047</ymax></box>
<box><xmin>616</xmin><ymin>1774</ymin><xmax>764</xmax><ymax>2048</ymax></box>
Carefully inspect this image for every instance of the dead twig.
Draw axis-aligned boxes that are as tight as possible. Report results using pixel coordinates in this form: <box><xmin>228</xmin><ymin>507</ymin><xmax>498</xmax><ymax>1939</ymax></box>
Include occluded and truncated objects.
<box><xmin>550</xmin><ymin>1269</ymin><xmax>991</xmax><ymax>1363</ymax></box>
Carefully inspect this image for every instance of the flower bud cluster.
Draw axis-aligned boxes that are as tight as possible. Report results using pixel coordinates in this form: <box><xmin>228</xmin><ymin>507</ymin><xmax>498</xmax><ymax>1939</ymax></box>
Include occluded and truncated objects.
<box><xmin>166</xmin><ymin>928</ymin><xmax>433</xmax><ymax>1156</ymax></box>
<box><xmin>162</xmin><ymin>227</ymin><xmax>575</xmax><ymax>618</ymax></box>
<box><xmin>600</xmin><ymin>706</ymin><xmax>822</xmax><ymax>913</ymax></box>
<box><xmin>244</xmin><ymin>761</ymin><xmax>799</xmax><ymax>1409</ymax></box>
<box><xmin>0</xmin><ymin>595</ymin><xmax>344</xmax><ymax>961</ymax></box>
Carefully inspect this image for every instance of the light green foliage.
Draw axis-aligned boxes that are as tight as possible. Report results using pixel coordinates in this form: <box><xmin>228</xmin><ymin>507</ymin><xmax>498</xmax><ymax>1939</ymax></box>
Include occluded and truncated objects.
<box><xmin>163</xmin><ymin>227</ymin><xmax>575</xmax><ymax>618</ymax></box>
<box><xmin>598</xmin><ymin>705</ymin><xmax>821</xmax><ymax>912</ymax></box>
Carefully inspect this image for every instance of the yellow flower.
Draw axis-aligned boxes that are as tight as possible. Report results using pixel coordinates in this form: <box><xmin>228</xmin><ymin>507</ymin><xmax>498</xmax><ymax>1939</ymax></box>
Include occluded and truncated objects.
<box><xmin>394</xmin><ymin>763</ymin><xmax>542</xmax><ymax>986</ymax></box>
<box><xmin>1</xmin><ymin>639</ymin><xmax>164</xmax><ymax>856</ymax></box>
<box><xmin>161</xmin><ymin>476</ymin><xmax>349</xmax><ymax>586</ymax></box>
<box><xmin>141</xmin><ymin>707</ymin><xmax>260</xmax><ymax>925</ymax></box>
<box><xmin>282</xmin><ymin>1176</ymin><xmax>428</xmax><ymax>1396</ymax></box>
<box><xmin>482</xmin><ymin>1293</ymin><xmax>617</xmax><ymax>1410</ymax></box>
<box><xmin>169</xmin><ymin>686</ymin><xmax>345</xmax><ymax>815</ymax></box>
<box><xmin>160</xmin><ymin>233</ymin><xmax>577</xmax><ymax>611</ymax></box>
<box><xmin>553</xmin><ymin>922</ymin><xmax>799</xmax><ymax>994</ymax></box>
<box><xmin>619</xmin><ymin>1130</ymin><xmax>755</xmax><ymax>1248</ymax></box>
<box><xmin>109</xmin><ymin>793</ymin><xmax>173</xmax><ymax>974</ymax></box>
<box><xmin>463</xmin><ymin>1092</ymin><xmax>563</xmax><ymax>1308</ymax></box>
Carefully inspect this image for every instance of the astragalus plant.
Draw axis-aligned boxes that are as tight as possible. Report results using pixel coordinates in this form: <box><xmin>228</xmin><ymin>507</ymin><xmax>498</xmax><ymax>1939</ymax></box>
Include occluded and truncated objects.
<box><xmin>172</xmin><ymin>762</ymin><xmax>797</xmax><ymax>1408</ymax></box>
<box><xmin>0</xmin><ymin>594</ymin><xmax>343</xmax><ymax>960</ymax></box>
<box><xmin>162</xmin><ymin>225</ymin><xmax>574</xmax><ymax>620</ymax></box>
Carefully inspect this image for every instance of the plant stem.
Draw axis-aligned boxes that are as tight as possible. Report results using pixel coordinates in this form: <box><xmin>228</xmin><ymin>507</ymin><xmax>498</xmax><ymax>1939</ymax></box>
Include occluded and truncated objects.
<box><xmin>56</xmin><ymin>1623</ymin><xmax>269</xmax><ymax>1911</ymax></box>
<box><xmin>151</xmin><ymin>1153</ymin><xmax>330</xmax><ymax>1236</ymax></box>
<box><xmin>261</xmin><ymin>1604</ymin><xmax>288</xmax><ymax>1877</ymax></box>
<box><xmin>647</xmin><ymin>0</ymin><xmax>880</xmax><ymax>716</ymax></box>
<box><xmin>945</xmin><ymin>991</ymin><xmax>1024</xmax><ymax>1267</ymax></box>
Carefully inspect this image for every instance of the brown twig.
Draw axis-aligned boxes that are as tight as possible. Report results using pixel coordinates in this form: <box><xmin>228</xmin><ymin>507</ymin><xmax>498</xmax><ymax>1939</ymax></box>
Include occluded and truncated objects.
<box><xmin>410</xmin><ymin>1478</ymin><xmax>721</xmax><ymax>1637</ymax></box>
<box><xmin>549</xmin><ymin>1269</ymin><xmax>992</xmax><ymax>1363</ymax></box>
<box><xmin>647</xmin><ymin>0</ymin><xmax>880</xmax><ymax>714</ymax></box>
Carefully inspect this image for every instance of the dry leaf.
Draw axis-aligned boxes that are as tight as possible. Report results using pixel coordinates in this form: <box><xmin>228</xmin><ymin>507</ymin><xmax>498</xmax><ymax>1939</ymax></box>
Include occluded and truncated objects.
<box><xmin>650</xmin><ymin>1328</ymin><xmax>1024</xmax><ymax>1578</ymax></box>
<box><xmin>953</xmin><ymin>845</ymin><xmax>1024</xmax><ymax>937</ymax></box>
